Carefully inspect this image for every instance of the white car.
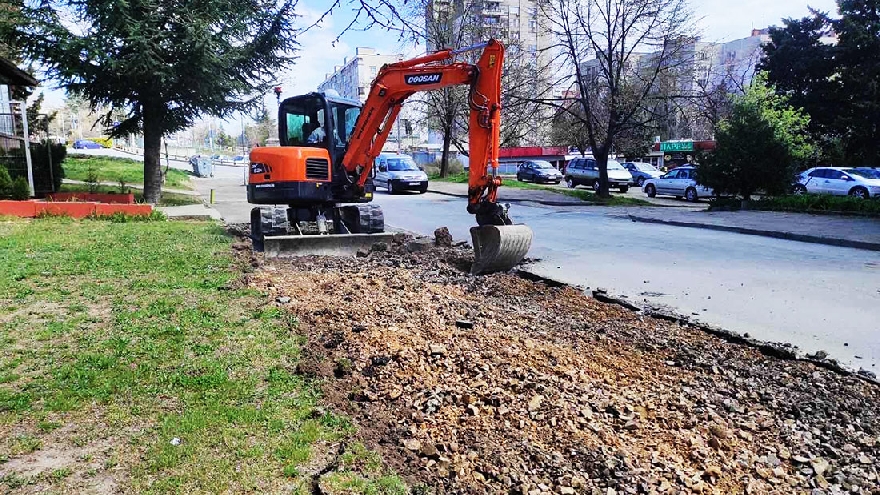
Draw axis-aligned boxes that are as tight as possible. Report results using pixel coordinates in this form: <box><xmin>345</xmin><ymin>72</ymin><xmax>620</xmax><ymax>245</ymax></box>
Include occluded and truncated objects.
<box><xmin>793</xmin><ymin>167</ymin><xmax>880</xmax><ymax>199</ymax></box>
<box><xmin>642</xmin><ymin>166</ymin><xmax>713</xmax><ymax>202</ymax></box>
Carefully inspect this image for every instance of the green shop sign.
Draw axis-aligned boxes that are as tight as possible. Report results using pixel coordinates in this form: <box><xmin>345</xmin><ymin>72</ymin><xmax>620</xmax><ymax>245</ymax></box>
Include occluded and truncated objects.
<box><xmin>660</xmin><ymin>141</ymin><xmax>694</xmax><ymax>152</ymax></box>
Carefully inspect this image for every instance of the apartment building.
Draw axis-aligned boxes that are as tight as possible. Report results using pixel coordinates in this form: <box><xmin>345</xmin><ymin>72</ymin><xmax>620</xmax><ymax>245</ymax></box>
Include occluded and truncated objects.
<box><xmin>317</xmin><ymin>47</ymin><xmax>403</xmax><ymax>103</ymax></box>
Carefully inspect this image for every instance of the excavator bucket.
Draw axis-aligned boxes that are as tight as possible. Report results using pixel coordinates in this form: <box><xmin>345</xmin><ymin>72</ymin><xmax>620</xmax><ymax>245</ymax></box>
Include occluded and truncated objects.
<box><xmin>469</xmin><ymin>224</ymin><xmax>534</xmax><ymax>275</ymax></box>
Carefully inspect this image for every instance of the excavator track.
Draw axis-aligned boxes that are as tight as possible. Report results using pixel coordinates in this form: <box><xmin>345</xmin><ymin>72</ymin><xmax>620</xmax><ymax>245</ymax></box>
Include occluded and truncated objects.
<box><xmin>469</xmin><ymin>224</ymin><xmax>533</xmax><ymax>275</ymax></box>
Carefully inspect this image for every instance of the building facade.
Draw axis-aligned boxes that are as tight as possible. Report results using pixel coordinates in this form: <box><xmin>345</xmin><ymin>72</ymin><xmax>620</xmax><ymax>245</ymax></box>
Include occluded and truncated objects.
<box><xmin>425</xmin><ymin>0</ymin><xmax>557</xmax><ymax>146</ymax></box>
<box><xmin>317</xmin><ymin>47</ymin><xmax>403</xmax><ymax>103</ymax></box>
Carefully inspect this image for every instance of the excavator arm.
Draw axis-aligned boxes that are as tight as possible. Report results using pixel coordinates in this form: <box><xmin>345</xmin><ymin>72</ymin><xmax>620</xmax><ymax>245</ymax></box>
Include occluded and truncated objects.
<box><xmin>342</xmin><ymin>40</ymin><xmax>511</xmax><ymax>225</ymax></box>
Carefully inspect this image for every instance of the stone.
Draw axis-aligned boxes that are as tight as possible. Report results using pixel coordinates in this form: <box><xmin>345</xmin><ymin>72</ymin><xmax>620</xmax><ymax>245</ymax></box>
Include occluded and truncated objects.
<box><xmin>858</xmin><ymin>453</ymin><xmax>871</xmax><ymax>465</ymax></box>
<box><xmin>811</xmin><ymin>458</ymin><xmax>830</xmax><ymax>477</ymax></box>
<box><xmin>276</xmin><ymin>296</ymin><xmax>291</xmax><ymax>304</ymax></box>
<box><xmin>406</xmin><ymin>238</ymin><xmax>434</xmax><ymax>253</ymax></box>
<box><xmin>559</xmin><ymin>487</ymin><xmax>575</xmax><ymax>494</ymax></box>
<box><xmin>792</xmin><ymin>455</ymin><xmax>810</xmax><ymax>464</ymax></box>
<box><xmin>528</xmin><ymin>395</ymin><xmax>544</xmax><ymax>412</ymax></box>
<box><xmin>420</xmin><ymin>442</ymin><xmax>439</xmax><ymax>457</ymax></box>
<box><xmin>434</xmin><ymin>227</ymin><xmax>453</xmax><ymax>247</ymax></box>
<box><xmin>429</xmin><ymin>344</ymin><xmax>447</xmax><ymax>356</ymax></box>
<box><xmin>455</xmin><ymin>319</ymin><xmax>474</xmax><ymax>329</ymax></box>
<box><xmin>403</xmin><ymin>438</ymin><xmax>421</xmax><ymax>451</ymax></box>
<box><xmin>704</xmin><ymin>465</ymin><xmax>722</xmax><ymax>478</ymax></box>
<box><xmin>370</xmin><ymin>242</ymin><xmax>388</xmax><ymax>252</ymax></box>
<box><xmin>708</xmin><ymin>424</ymin><xmax>729</xmax><ymax>439</ymax></box>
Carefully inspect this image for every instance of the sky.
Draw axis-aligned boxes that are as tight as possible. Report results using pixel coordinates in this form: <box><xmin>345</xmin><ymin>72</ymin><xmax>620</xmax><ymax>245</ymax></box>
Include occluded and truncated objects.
<box><xmin>33</xmin><ymin>0</ymin><xmax>841</xmax><ymax>136</ymax></box>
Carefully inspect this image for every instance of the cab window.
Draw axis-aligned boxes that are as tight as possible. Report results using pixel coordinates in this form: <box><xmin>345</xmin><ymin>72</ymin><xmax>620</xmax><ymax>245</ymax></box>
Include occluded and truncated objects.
<box><xmin>281</xmin><ymin>96</ymin><xmax>325</xmax><ymax>147</ymax></box>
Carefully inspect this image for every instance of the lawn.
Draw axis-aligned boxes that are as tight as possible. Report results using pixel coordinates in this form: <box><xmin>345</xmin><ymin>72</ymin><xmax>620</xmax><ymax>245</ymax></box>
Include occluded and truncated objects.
<box><xmin>0</xmin><ymin>218</ymin><xmax>403</xmax><ymax>493</ymax></box>
<box><xmin>432</xmin><ymin>173</ymin><xmax>652</xmax><ymax>206</ymax></box>
<box><xmin>64</xmin><ymin>155</ymin><xmax>193</xmax><ymax>191</ymax></box>
<box><xmin>58</xmin><ymin>183</ymin><xmax>202</xmax><ymax>207</ymax></box>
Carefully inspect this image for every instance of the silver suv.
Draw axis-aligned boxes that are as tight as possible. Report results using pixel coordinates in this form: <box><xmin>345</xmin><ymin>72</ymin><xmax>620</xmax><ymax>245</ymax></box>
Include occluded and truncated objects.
<box><xmin>564</xmin><ymin>157</ymin><xmax>633</xmax><ymax>192</ymax></box>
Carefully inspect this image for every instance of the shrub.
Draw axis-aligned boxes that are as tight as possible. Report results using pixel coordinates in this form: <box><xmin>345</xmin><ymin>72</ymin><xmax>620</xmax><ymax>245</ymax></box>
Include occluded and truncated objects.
<box><xmin>709</xmin><ymin>194</ymin><xmax>880</xmax><ymax>216</ymax></box>
<box><xmin>425</xmin><ymin>158</ymin><xmax>464</xmax><ymax>177</ymax></box>
<box><xmin>0</xmin><ymin>165</ymin><xmax>12</xmax><ymax>197</ymax></box>
<box><xmin>10</xmin><ymin>176</ymin><xmax>31</xmax><ymax>200</ymax></box>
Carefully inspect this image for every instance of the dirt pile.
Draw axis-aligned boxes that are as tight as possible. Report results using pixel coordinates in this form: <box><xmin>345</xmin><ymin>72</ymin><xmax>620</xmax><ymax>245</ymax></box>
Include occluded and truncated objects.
<box><xmin>248</xmin><ymin>237</ymin><xmax>879</xmax><ymax>494</ymax></box>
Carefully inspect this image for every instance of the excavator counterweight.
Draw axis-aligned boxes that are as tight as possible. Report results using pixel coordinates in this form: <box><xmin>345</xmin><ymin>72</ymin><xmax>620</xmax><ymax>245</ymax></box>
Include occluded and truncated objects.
<box><xmin>248</xmin><ymin>39</ymin><xmax>532</xmax><ymax>273</ymax></box>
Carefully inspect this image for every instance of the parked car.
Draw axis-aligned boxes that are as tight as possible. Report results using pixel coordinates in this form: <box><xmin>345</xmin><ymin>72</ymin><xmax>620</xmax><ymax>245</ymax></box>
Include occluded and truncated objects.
<box><xmin>564</xmin><ymin>157</ymin><xmax>633</xmax><ymax>192</ymax></box>
<box><xmin>622</xmin><ymin>162</ymin><xmax>663</xmax><ymax>187</ymax></box>
<box><xmin>853</xmin><ymin>167</ymin><xmax>880</xmax><ymax>180</ymax></box>
<box><xmin>232</xmin><ymin>155</ymin><xmax>248</xmax><ymax>165</ymax></box>
<box><xmin>793</xmin><ymin>167</ymin><xmax>880</xmax><ymax>199</ymax></box>
<box><xmin>72</xmin><ymin>139</ymin><xmax>102</xmax><ymax>149</ymax></box>
<box><xmin>642</xmin><ymin>165</ymin><xmax>713</xmax><ymax>202</ymax></box>
<box><xmin>516</xmin><ymin>160</ymin><xmax>562</xmax><ymax>184</ymax></box>
<box><xmin>375</xmin><ymin>154</ymin><xmax>429</xmax><ymax>194</ymax></box>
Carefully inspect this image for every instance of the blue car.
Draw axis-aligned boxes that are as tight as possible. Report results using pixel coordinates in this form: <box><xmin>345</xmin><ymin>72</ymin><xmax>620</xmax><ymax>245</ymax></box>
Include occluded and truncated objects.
<box><xmin>73</xmin><ymin>139</ymin><xmax>102</xmax><ymax>149</ymax></box>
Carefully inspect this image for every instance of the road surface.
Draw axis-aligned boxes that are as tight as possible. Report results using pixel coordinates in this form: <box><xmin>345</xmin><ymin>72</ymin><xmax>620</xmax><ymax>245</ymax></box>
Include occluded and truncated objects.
<box><xmin>371</xmin><ymin>190</ymin><xmax>880</xmax><ymax>373</ymax></box>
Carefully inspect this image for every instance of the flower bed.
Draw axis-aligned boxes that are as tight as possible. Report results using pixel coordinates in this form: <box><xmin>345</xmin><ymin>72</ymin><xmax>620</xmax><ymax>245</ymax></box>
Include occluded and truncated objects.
<box><xmin>0</xmin><ymin>200</ymin><xmax>152</xmax><ymax>218</ymax></box>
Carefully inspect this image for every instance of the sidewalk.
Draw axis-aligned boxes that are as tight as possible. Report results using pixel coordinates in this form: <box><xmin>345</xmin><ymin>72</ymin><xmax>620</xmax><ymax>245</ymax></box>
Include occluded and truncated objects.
<box><xmin>428</xmin><ymin>180</ymin><xmax>700</xmax><ymax>208</ymax></box>
<box><xmin>628</xmin><ymin>209</ymin><xmax>880</xmax><ymax>251</ymax></box>
<box><xmin>428</xmin><ymin>180</ymin><xmax>586</xmax><ymax>206</ymax></box>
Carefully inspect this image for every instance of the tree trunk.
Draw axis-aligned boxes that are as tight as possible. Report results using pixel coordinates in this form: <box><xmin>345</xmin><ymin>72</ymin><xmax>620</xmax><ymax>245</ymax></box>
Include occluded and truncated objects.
<box><xmin>142</xmin><ymin>110</ymin><xmax>163</xmax><ymax>204</ymax></box>
<box><xmin>594</xmin><ymin>146</ymin><xmax>610</xmax><ymax>198</ymax></box>
<box><xmin>440</xmin><ymin>124</ymin><xmax>452</xmax><ymax>178</ymax></box>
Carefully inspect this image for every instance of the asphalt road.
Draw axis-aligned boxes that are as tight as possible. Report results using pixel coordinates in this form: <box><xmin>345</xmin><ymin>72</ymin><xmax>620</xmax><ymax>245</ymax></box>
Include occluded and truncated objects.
<box><xmin>371</xmin><ymin>189</ymin><xmax>880</xmax><ymax>373</ymax></box>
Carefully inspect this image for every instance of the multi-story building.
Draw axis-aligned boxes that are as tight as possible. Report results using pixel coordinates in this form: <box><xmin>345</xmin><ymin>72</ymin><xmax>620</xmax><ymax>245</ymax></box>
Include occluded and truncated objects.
<box><xmin>425</xmin><ymin>0</ymin><xmax>556</xmax><ymax>146</ymax></box>
<box><xmin>578</xmin><ymin>29</ymin><xmax>774</xmax><ymax>143</ymax></box>
<box><xmin>317</xmin><ymin>47</ymin><xmax>403</xmax><ymax>103</ymax></box>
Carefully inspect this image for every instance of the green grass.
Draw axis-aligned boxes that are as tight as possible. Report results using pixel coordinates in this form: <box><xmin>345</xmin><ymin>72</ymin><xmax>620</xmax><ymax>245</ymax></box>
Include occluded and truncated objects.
<box><xmin>64</xmin><ymin>155</ymin><xmax>193</xmax><ymax>190</ymax></box>
<box><xmin>710</xmin><ymin>194</ymin><xmax>880</xmax><ymax>216</ymax></box>
<box><xmin>0</xmin><ymin>218</ymin><xmax>400</xmax><ymax>493</ymax></box>
<box><xmin>58</xmin><ymin>183</ymin><xmax>201</xmax><ymax>207</ymax></box>
<box><xmin>432</xmin><ymin>173</ymin><xmax>652</xmax><ymax>206</ymax></box>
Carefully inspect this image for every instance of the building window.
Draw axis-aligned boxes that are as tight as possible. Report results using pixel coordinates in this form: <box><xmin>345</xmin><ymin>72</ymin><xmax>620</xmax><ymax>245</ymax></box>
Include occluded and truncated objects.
<box><xmin>358</xmin><ymin>87</ymin><xmax>365</xmax><ymax>96</ymax></box>
<box><xmin>370</xmin><ymin>66</ymin><xmax>377</xmax><ymax>77</ymax></box>
<box><xmin>529</xmin><ymin>19</ymin><xmax>537</xmax><ymax>31</ymax></box>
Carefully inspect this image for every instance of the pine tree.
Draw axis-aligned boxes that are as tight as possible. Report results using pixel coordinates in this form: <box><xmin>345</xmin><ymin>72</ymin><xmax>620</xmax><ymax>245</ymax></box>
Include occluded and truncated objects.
<box><xmin>19</xmin><ymin>0</ymin><xmax>298</xmax><ymax>203</ymax></box>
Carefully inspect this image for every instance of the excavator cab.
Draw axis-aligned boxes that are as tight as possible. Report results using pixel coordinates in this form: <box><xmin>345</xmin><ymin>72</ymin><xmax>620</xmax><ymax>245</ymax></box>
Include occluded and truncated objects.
<box><xmin>249</xmin><ymin>91</ymin><xmax>375</xmax><ymax>206</ymax></box>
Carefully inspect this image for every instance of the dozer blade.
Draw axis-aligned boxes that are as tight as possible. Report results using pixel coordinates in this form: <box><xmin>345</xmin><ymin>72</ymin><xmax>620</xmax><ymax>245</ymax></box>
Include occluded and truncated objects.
<box><xmin>470</xmin><ymin>224</ymin><xmax>533</xmax><ymax>275</ymax></box>
<box><xmin>263</xmin><ymin>233</ymin><xmax>396</xmax><ymax>258</ymax></box>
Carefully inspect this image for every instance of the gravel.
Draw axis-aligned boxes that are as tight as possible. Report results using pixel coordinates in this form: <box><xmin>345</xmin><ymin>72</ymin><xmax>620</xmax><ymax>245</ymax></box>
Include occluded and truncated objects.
<box><xmin>245</xmin><ymin>234</ymin><xmax>879</xmax><ymax>494</ymax></box>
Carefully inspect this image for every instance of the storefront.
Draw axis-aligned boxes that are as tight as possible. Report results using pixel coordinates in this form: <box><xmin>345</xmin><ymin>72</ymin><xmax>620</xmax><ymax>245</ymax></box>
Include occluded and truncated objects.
<box><xmin>651</xmin><ymin>140</ymin><xmax>716</xmax><ymax>170</ymax></box>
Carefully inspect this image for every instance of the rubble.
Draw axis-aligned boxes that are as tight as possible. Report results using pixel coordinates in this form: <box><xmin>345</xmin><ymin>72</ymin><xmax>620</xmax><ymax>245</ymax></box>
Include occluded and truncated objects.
<box><xmin>247</xmin><ymin>238</ymin><xmax>880</xmax><ymax>494</ymax></box>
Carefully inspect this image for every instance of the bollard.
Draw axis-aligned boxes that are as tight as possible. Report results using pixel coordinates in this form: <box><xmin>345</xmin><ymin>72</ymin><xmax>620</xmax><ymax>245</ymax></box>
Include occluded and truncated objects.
<box><xmin>209</xmin><ymin>189</ymin><xmax>215</xmax><ymax>204</ymax></box>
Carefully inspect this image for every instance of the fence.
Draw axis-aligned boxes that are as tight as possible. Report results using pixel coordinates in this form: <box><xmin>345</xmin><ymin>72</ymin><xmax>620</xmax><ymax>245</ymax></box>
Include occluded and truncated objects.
<box><xmin>0</xmin><ymin>101</ymin><xmax>34</xmax><ymax>195</ymax></box>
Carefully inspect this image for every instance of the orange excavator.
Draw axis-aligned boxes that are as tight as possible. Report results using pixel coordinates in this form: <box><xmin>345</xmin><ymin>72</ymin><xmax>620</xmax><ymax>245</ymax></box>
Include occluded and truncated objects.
<box><xmin>248</xmin><ymin>39</ymin><xmax>533</xmax><ymax>274</ymax></box>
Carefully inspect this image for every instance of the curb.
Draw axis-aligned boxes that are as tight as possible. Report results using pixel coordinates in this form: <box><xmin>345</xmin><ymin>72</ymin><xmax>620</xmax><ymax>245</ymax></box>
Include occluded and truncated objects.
<box><xmin>427</xmin><ymin>188</ymin><xmax>701</xmax><ymax>208</ymax></box>
<box><xmin>628</xmin><ymin>215</ymin><xmax>880</xmax><ymax>252</ymax></box>
<box><xmin>426</xmin><ymin>188</ymin><xmax>599</xmax><ymax>207</ymax></box>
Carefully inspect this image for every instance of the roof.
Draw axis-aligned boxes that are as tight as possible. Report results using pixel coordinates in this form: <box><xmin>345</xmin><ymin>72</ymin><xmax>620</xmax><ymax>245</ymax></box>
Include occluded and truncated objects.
<box><xmin>0</xmin><ymin>56</ymin><xmax>38</xmax><ymax>87</ymax></box>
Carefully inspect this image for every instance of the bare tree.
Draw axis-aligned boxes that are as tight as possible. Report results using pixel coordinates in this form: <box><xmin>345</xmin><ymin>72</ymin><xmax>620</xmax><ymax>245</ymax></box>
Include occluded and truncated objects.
<box><xmin>538</xmin><ymin>0</ymin><xmax>697</xmax><ymax>196</ymax></box>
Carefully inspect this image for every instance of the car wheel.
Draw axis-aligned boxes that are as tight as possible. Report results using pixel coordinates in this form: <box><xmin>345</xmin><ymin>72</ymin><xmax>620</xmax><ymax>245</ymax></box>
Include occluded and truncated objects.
<box><xmin>792</xmin><ymin>184</ymin><xmax>808</xmax><ymax>195</ymax></box>
<box><xmin>419</xmin><ymin>186</ymin><xmax>428</xmax><ymax>194</ymax></box>
<box><xmin>685</xmin><ymin>187</ymin><xmax>698</xmax><ymax>202</ymax></box>
<box><xmin>592</xmin><ymin>179</ymin><xmax>601</xmax><ymax>192</ymax></box>
<box><xmin>565</xmin><ymin>177</ymin><xmax>576</xmax><ymax>188</ymax></box>
<box><xmin>619</xmin><ymin>186</ymin><xmax>629</xmax><ymax>193</ymax></box>
<box><xmin>849</xmin><ymin>186</ymin><xmax>869</xmax><ymax>199</ymax></box>
<box><xmin>645</xmin><ymin>184</ymin><xmax>657</xmax><ymax>198</ymax></box>
<box><xmin>637</xmin><ymin>177</ymin><xmax>645</xmax><ymax>187</ymax></box>
<box><xmin>387</xmin><ymin>180</ymin><xmax>395</xmax><ymax>194</ymax></box>
<box><xmin>517</xmin><ymin>174</ymin><xmax>523</xmax><ymax>182</ymax></box>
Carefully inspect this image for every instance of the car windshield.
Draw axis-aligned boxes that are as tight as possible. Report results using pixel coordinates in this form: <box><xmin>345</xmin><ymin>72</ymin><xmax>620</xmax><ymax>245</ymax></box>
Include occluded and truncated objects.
<box><xmin>386</xmin><ymin>157</ymin><xmax>419</xmax><ymax>171</ymax></box>
<box><xmin>607</xmin><ymin>160</ymin><xmax>624</xmax><ymax>170</ymax></box>
<box><xmin>636</xmin><ymin>163</ymin><xmax>656</xmax><ymax>172</ymax></box>
<box><xmin>532</xmin><ymin>161</ymin><xmax>554</xmax><ymax>169</ymax></box>
<box><xmin>847</xmin><ymin>168</ymin><xmax>880</xmax><ymax>179</ymax></box>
